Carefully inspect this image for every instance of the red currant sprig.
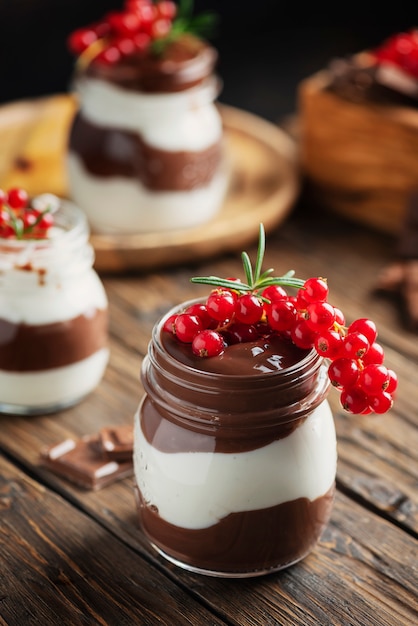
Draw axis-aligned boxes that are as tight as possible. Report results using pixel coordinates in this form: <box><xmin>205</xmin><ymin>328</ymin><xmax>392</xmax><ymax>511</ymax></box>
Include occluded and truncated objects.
<box><xmin>372</xmin><ymin>29</ymin><xmax>418</xmax><ymax>79</ymax></box>
<box><xmin>0</xmin><ymin>188</ymin><xmax>57</xmax><ymax>240</ymax></box>
<box><xmin>162</xmin><ymin>224</ymin><xmax>397</xmax><ymax>416</ymax></box>
<box><xmin>67</xmin><ymin>0</ymin><xmax>218</xmax><ymax>66</ymax></box>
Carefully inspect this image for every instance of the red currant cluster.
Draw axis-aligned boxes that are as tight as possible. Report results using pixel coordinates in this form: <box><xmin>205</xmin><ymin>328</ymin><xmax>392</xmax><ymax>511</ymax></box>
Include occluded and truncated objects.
<box><xmin>162</xmin><ymin>225</ymin><xmax>397</xmax><ymax>416</ymax></box>
<box><xmin>67</xmin><ymin>0</ymin><xmax>177</xmax><ymax>65</ymax></box>
<box><xmin>372</xmin><ymin>29</ymin><xmax>418</xmax><ymax>79</ymax></box>
<box><xmin>0</xmin><ymin>188</ymin><xmax>55</xmax><ymax>240</ymax></box>
<box><xmin>163</xmin><ymin>278</ymin><xmax>397</xmax><ymax>416</ymax></box>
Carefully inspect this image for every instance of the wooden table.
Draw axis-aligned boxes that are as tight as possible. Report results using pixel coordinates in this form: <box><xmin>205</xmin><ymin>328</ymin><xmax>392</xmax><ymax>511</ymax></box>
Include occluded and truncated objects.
<box><xmin>1</xmin><ymin>201</ymin><xmax>417</xmax><ymax>626</ymax></box>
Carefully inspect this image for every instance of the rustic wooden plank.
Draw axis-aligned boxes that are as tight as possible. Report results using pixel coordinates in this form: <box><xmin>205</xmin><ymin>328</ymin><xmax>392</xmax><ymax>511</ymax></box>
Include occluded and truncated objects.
<box><xmin>160</xmin><ymin>491</ymin><xmax>418</xmax><ymax>626</ymax></box>
<box><xmin>2</xmin><ymin>447</ymin><xmax>416</xmax><ymax>626</ymax></box>
<box><xmin>0</xmin><ymin>454</ymin><xmax>227</xmax><ymax>626</ymax></box>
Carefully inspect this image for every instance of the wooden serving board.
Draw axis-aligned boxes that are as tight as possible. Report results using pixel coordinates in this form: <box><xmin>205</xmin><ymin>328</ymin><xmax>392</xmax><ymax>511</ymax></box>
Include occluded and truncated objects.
<box><xmin>0</xmin><ymin>94</ymin><xmax>300</xmax><ymax>273</ymax></box>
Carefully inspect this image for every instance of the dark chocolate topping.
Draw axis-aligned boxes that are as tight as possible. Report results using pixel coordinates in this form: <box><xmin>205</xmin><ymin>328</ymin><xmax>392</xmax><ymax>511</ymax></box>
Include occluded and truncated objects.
<box><xmin>140</xmin><ymin>314</ymin><xmax>330</xmax><ymax>450</ymax></box>
<box><xmin>82</xmin><ymin>34</ymin><xmax>217</xmax><ymax>94</ymax></box>
<box><xmin>327</xmin><ymin>57</ymin><xmax>418</xmax><ymax>107</ymax></box>
<box><xmin>136</xmin><ymin>484</ymin><xmax>335</xmax><ymax>574</ymax></box>
<box><xmin>0</xmin><ymin>309</ymin><xmax>107</xmax><ymax>372</ymax></box>
<box><xmin>162</xmin><ymin>330</ymin><xmax>310</xmax><ymax>375</ymax></box>
<box><xmin>69</xmin><ymin>114</ymin><xmax>223</xmax><ymax>190</ymax></box>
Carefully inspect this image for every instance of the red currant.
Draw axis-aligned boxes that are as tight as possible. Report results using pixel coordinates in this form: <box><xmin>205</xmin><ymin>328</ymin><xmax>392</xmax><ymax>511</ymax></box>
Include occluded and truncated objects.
<box><xmin>314</xmin><ymin>329</ymin><xmax>343</xmax><ymax>359</ymax></box>
<box><xmin>303</xmin><ymin>277</ymin><xmax>329</xmax><ymax>303</ymax></box>
<box><xmin>369</xmin><ymin>391</ymin><xmax>393</xmax><ymax>414</ymax></box>
<box><xmin>290</xmin><ymin>319</ymin><xmax>317</xmax><ymax>349</ymax></box>
<box><xmin>184</xmin><ymin>303</ymin><xmax>212</xmax><ymax>328</ymax></box>
<box><xmin>261</xmin><ymin>285</ymin><xmax>288</xmax><ymax>303</ymax></box>
<box><xmin>343</xmin><ymin>331</ymin><xmax>370</xmax><ymax>359</ymax></box>
<box><xmin>222</xmin><ymin>322</ymin><xmax>258</xmax><ymax>345</ymax></box>
<box><xmin>192</xmin><ymin>330</ymin><xmax>224</xmax><ymax>357</ymax></box>
<box><xmin>348</xmin><ymin>318</ymin><xmax>377</xmax><ymax>345</ymax></box>
<box><xmin>362</xmin><ymin>342</ymin><xmax>385</xmax><ymax>365</ymax></box>
<box><xmin>7</xmin><ymin>188</ymin><xmax>28</xmax><ymax>209</ymax></box>
<box><xmin>341</xmin><ymin>386</ymin><xmax>370</xmax><ymax>414</ymax></box>
<box><xmin>358</xmin><ymin>364</ymin><xmax>389</xmax><ymax>395</ymax></box>
<box><xmin>235</xmin><ymin>294</ymin><xmax>263</xmax><ymax>325</ymax></box>
<box><xmin>206</xmin><ymin>289</ymin><xmax>236</xmax><ymax>322</ymax></box>
<box><xmin>268</xmin><ymin>300</ymin><xmax>297</xmax><ymax>331</ymax></box>
<box><xmin>328</xmin><ymin>358</ymin><xmax>359</xmax><ymax>388</ymax></box>
<box><xmin>174</xmin><ymin>314</ymin><xmax>203</xmax><ymax>343</ymax></box>
<box><xmin>67</xmin><ymin>28</ymin><xmax>98</xmax><ymax>55</ymax></box>
<box><xmin>155</xmin><ymin>1</ymin><xmax>177</xmax><ymax>20</ymax></box>
<box><xmin>162</xmin><ymin>314</ymin><xmax>177</xmax><ymax>334</ymax></box>
<box><xmin>305</xmin><ymin>301</ymin><xmax>336</xmax><ymax>332</ymax></box>
<box><xmin>386</xmin><ymin>369</ymin><xmax>398</xmax><ymax>394</ymax></box>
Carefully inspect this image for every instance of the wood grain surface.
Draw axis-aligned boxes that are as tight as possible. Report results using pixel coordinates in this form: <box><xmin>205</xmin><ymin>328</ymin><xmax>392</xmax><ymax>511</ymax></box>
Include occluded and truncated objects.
<box><xmin>1</xmin><ymin>200</ymin><xmax>417</xmax><ymax>625</ymax></box>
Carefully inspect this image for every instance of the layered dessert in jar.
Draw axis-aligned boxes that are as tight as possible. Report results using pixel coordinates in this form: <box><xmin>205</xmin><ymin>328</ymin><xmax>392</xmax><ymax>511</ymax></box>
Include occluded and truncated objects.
<box><xmin>133</xmin><ymin>226</ymin><xmax>397</xmax><ymax>577</ymax></box>
<box><xmin>67</xmin><ymin>0</ymin><xmax>227</xmax><ymax>234</ymax></box>
<box><xmin>0</xmin><ymin>187</ymin><xmax>109</xmax><ymax>415</ymax></box>
<box><xmin>298</xmin><ymin>28</ymin><xmax>418</xmax><ymax>234</ymax></box>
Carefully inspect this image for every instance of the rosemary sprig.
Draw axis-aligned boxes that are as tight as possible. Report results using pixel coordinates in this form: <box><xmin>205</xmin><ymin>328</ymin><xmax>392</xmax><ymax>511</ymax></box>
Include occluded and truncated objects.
<box><xmin>191</xmin><ymin>224</ymin><xmax>306</xmax><ymax>297</ymax></box>
<box><xmin>151</xmin><ymin>0</ymin><xmax>218</xmax><ymax>55</ymax></box>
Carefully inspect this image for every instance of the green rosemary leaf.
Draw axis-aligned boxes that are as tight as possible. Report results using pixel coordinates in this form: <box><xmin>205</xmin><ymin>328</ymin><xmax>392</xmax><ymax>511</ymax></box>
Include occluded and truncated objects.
<box><xmin>187</xmin><ymin>12</ymin><xmax>219</xmax><ymax>38</ymax></box>
<box><xmin>256</xmin><ymin>276</ymin><xmax>305</xmax><ymax>290</ymax></box>
<box><xmin>177</xmin><ymin>0</ymin><xmax>194</xmax><ymax>20</ymax></box>
<box><xmin>190</xmin><ymin>276</ymin><xmax>251</xmax><ymax>291</ymax></box>
<box><xmin>257</xmin><ymin>268</ymin><xmax>274</xmax><ymax>282</ymax></box>
<box><xmin>254</xmin><ymin>223</ymin><xmax>265</xmax><ymax>283</ymax></box>
<box><xmin>241</xmin><ymin>251</ymin><xmax>254</xmax><ymax>286</ymax></box>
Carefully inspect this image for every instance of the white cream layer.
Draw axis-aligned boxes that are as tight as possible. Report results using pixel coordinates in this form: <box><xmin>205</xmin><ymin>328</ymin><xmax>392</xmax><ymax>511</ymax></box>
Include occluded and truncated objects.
<box><xmin>76</xmin><ymin>77</ymin><xmax>223</xmax><ymax>151</ymax></box>
<box><xmin>0</xmin><ymin>348</ymin><xmax>109</xmax><ymax>410</ymax></box>
<box><xmin>133</xmin><ymin>401</ymin><xmax>337</xmax><ymax>530</ymax></box>
<box><xmin>67</xmin><ymin>153</ymin><xmax>228</xmax><ymax>234</ymax></box>
<box><xmin>0</xmin><ymin>269</ymin><xmax>108</xmax><ymax>325</ymax></box>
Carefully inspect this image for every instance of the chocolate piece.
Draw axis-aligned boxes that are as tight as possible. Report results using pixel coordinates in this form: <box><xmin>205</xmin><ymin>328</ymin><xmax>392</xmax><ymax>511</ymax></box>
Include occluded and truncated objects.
<box><xmin>41</xmin><ymin>435</ymin><xmax>133</xmax><ymax>490</ymax></box>
<box><xmin>0</xmin><ymin>309</ymin><xmax>108</xmax><ymax>372</ymax></box>
<box><xmin>99</xmin><ymin>425</ymin><xmax>134</xmax><ymax>462</ymax></box>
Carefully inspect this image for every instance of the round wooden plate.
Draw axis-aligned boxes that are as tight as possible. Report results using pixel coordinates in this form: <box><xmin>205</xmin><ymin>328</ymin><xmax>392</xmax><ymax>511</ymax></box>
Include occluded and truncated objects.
<box><xmin>0</xmin><ymin>94</ymin><xmax>300</xmax><ymax>273</ymax></box>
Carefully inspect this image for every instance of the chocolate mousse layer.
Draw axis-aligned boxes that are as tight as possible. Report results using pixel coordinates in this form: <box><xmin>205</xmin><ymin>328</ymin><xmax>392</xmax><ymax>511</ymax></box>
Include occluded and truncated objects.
<box><xmin>0</xmin><ymin>309</ymin><xmax>107</xmax><ymax>372</ymax></box>
<box><xmin>69</xmin><ymin>114</ymin><xmax>223</xmax><ymax>190</ymax></box>
<box><xmin>82</xmin><ymin>34</ymin><xmax>217</xmax><ymax>93</ymax></box>
<box><xmin>141</xmin><ymin>330</ymin><xmax>330</xmax><ymax>453</ymax></box>
<box><xmin>136</xmin><ymin>484</ymin><xmax>335</xmax><ymax>574</ymax></box>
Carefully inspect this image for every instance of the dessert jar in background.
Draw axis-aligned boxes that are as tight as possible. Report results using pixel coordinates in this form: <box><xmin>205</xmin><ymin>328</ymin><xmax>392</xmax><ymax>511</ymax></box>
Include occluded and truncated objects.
<box><xmin>133</xmin><ymin>299</ymin><xmax>337</xmax><ymax>578</ymax></box>
<box><xmin>67</xmin><ymin>15</ymin><xmax>228</xmax><ymax>234</ymax></box>
<box><xmin>0</xmin><ymin>196</ymin><xmax>109</xmax><ymax>415</ymax></box>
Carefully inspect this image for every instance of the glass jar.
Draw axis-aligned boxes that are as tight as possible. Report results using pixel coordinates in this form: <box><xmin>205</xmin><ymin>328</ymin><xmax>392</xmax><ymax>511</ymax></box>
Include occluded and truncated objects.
<box><xmin>67</xmin><ymin>35</ymin><xmax>228</xmax><ymax>235</ymax></box>
<box><xmin>133</xmin><ymin>300</ymin><xmax>337</xmax><ymax>578</ymax></box>
<box><xmin>0</xmin><ymin>200</ymin><xmax>109</xmax><ymax>415</ymax></box>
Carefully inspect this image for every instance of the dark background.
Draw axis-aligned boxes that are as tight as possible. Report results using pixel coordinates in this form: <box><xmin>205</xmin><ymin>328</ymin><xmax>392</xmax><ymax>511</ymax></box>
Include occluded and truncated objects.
<box><xmin>0</xmin><ymin>1</ymin><xmax>415</xmax><ymax>122</ymax></box>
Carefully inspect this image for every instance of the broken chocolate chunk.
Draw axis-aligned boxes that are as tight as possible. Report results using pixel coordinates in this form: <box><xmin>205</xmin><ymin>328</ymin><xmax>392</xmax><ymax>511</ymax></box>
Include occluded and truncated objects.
<box><xmin>98</xmin><ymin>424</ymin><xmax>134</xmax><ymax>462</ymax></box>
<box><xmin>40</xmin><ymin>435</ymin><xmax>133</xmax><ymax>491</ymax></box>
